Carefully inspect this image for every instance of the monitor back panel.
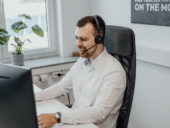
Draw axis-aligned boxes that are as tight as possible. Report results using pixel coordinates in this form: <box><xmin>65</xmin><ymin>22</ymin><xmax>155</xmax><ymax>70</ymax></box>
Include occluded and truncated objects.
<box><xmin>0</xmin><ymin>64</ymin><xmax>38</xmax><ymax>128</ymax></box>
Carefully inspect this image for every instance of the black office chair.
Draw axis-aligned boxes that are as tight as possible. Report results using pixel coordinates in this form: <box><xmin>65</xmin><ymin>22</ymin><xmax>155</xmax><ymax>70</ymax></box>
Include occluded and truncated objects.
<box><xmin>66</xmin><ymin>25</ymin><xmax>136</xmax><ymax>128</ymax></box>
<box><xmin>104</xmin><ymin>25</ymin><xmax>136</xmax><ymax>128</ymax></box>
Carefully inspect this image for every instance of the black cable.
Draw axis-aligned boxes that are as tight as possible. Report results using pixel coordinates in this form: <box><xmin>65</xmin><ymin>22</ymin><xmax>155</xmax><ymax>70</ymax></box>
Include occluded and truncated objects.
<box><xmin>68</xmin><ymin>94</ymin><xmax>70</xmax><ymax>105</ymax></box>
<box><xmin>58</xmin><ymin>73</ymin><xmax>65</xmax><ymax>77</ymax></box>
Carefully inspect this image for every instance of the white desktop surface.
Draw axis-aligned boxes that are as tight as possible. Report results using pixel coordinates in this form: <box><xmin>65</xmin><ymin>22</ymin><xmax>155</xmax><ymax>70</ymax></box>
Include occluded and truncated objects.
<box><xmin>33</xmin><ymin>85</ymin><xmax>98</xmax><ymax>128</ymax></box>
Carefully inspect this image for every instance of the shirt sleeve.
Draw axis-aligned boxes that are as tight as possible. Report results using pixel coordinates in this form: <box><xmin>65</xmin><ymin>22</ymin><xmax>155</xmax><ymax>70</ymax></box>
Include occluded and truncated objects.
<box><xmin>60</xmin><ymin>68</ymin><xmax>126</xmax><ymax>125</ymax></box>
<box><xmin>34</xmin><ymin>59</ymin><xmax>78</xmax><ymax>102</ymax></box>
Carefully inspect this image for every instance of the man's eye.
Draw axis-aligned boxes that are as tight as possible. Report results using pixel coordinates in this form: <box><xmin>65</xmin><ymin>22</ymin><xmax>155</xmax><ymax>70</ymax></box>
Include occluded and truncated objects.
<box><xmin>82</xmin><ymin>39</ymin><xmax>86</xmax><ymax>41</ymax></box>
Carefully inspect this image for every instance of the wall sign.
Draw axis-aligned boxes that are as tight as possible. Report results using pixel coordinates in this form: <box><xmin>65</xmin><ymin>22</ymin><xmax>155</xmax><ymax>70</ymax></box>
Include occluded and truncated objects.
<box><xmin>131</xmin><ymin>0</ymin><xmax>170</xmax><ymax>26</ymax></box>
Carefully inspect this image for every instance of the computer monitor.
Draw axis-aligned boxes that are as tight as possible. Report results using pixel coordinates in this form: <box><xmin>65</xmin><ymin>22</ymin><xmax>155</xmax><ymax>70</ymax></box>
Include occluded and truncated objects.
<box><xmin>0</xmin><ymin>63</ymin><xmax>38</xmax><ymax>128</ymax></box>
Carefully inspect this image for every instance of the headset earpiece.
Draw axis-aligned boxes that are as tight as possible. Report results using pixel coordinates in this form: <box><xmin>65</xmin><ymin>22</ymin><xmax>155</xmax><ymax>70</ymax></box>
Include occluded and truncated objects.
<box><xmin>95</xmin><ymin>35</ymin><xmax>103</xmax><ymax>44</ymax></box>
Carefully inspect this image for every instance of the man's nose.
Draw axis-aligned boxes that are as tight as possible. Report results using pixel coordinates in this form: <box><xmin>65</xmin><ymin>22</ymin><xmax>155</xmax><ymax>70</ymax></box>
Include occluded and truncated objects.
<box><xmin>77</xmin><ymin>39</ymin><xmax>83</xmax><ymax>49</ymax></box>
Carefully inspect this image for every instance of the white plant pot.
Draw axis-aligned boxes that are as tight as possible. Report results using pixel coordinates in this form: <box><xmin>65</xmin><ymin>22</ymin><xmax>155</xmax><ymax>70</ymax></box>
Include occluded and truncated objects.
<box><xmin>10</xmin><ymin>53</ymin><xmax>24</xmax><ymax>66</ymax></box>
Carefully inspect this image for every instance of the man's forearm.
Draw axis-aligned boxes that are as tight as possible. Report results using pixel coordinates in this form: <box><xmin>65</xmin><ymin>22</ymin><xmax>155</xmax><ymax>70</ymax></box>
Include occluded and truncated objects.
<box><xmin>34</xmin><ymin>83</ymin><xmax>65</xmax><ymax>101</ymax></box>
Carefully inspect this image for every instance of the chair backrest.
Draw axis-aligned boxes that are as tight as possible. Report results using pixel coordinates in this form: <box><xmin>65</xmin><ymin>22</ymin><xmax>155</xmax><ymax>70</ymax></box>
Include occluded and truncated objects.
<box><xmin>104</xmin><ymin>25</ymin><xmax>136</xmax><ymax>128</ymax></box>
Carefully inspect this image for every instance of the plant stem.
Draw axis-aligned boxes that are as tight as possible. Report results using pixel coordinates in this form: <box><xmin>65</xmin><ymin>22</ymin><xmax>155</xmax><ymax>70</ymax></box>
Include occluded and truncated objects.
<box><xmin>21</xmin><ymin>19</ymin><xmax>26</xmax><ymax>42</ymax></box>
<box><xmin>19</xmin><ymin>45</ymin><xmax>22</xmax><ymax>53</ymax></box>
<box><xmin>12</xmin><ymin>45</ymin><xmax>16</xmax><ymax>52</ymax></box>
<box><xmin>21</xmin><ymin>29</ymin><xmax>24</xmax><ymax>41</ymax></box>
<box><xmin>24</xmin><ymin>30</ymin><xmax>32</xmax><ymax>42</ymax></box>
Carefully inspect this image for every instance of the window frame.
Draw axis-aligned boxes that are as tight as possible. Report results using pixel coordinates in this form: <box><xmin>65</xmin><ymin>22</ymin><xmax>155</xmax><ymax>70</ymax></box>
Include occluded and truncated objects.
<box><xmin>0</xmin><ymin>0</ymin><xmax>57</xmax><ymax>59</ymax></box>
<box><xmin>0</xmin><ymin>46</ymin><xmax>3</xmax><ymax>59</ymax></box>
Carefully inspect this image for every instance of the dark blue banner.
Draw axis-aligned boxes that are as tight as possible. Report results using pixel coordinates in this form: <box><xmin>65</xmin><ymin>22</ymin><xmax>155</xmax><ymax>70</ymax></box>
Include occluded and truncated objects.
<box><xmin>131</xmin><ymin>0</ymin><xmax>170</xmax><ymax>26</ymax></box>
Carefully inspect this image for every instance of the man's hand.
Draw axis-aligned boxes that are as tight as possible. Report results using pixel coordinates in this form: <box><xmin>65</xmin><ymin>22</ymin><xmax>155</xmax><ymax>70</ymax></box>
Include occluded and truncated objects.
<box><xmin>38</xmin><ymin>113</ymin><xmax>57</xmax><ymax>128</ymax></box>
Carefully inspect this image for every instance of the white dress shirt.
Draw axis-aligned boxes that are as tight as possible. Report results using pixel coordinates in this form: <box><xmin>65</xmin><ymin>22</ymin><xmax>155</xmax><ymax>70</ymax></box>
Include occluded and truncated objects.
<box><xmin>35</xmin><ymin>47</ymin><xmax>126</xmax><ymax>128</ymax></box>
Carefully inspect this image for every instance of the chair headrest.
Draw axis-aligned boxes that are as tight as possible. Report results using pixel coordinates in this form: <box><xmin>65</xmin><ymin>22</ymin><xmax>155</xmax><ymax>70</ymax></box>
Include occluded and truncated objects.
<box><xmin>104</xmin><ymin>25</ymin><xmax>135</xmax><ymax>56</ymax></box>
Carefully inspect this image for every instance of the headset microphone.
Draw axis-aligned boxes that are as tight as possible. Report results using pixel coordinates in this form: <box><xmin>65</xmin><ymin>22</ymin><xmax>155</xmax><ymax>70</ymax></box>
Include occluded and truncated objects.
<box><xmin>82</xmin><ymin>43</ymin><xmax>97</xmax><ymax>54</ymax></box>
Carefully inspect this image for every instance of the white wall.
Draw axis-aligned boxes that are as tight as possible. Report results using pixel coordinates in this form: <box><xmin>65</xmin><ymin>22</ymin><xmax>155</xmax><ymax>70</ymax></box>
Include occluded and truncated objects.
<box><xmin>56</xmin><ymin>0</ymin><xmax>91</xmax><ymax>57</ymax></box>
<box><xmin>129</xmin><ymin>60</ymin><xmax>170</xmax><ymax>128</ymax></box>
<box><xmin>90</xmin><ymin>0</ymin><xmax>170</xmax><ymax>128</ymax></box>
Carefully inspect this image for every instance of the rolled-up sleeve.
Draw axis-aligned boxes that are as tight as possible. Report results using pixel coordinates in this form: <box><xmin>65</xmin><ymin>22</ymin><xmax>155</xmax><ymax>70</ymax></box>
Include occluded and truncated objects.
<box><xmin>60</xmin><ymin>68</ymin><xmax>126</xmax><ymax>125</ymax></box>
<box><xmin>34</xmin><ymin>60</ymin><xmax>78</xmax><ymax>102</ymax></box>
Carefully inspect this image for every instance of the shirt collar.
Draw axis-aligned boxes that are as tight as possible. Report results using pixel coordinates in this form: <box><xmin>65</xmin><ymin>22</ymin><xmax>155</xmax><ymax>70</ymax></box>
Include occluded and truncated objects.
<box><xmin>84</xmin><ymin>47</ymin><xmax>108</xmax><ymax>69</ymax></box>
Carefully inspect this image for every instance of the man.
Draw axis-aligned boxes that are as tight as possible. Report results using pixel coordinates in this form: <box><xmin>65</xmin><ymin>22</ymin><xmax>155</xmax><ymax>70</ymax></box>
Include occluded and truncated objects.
<box><xmin>35</xmin><ymin>15</ymin><xmax>126</xmax><ymax>128</ymax></box>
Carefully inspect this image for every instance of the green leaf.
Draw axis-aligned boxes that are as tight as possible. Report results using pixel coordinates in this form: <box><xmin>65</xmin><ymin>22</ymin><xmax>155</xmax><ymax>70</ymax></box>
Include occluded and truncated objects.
<box><xmin>25</xmin><ymin>15</ymin><xmax>32</xmax><ymax>19</ymax></box>
<box><xmin>11</xmin><ymin>21</ymin><xmax>27</xmax><ymax>33</ymax></box>
<box><xmin>0</xmin><ymin>31</ymin><xmax>10</xmax><ymax>45</ymax></box>
<box><xmin>18</xmin><ymin>14</ymin><xmax>32</xmax><ymax>19</ymax></box>
<box><xmin>0</xmin><ymin>29</ymin><xmax>8</xmax><ymax>34</ymax></box>
<box><xmin>14</xmin><ymin>37</ymin><xmax>22</xmax><ymax>46</ymax></box>
<box><xmin>0</xmin><ymin>38</ymin><xmax>9</xmax><ymax>45</ymax></box>
<box><xmin>0</xmin><ymin>33</ymin><xmax>10</xmax><ymax>38</ymax></box>
<box><xmin>27</xmin><ymin>39</ymin><xmax>32</xmax><ymax>43</ymax></box>
<box><xmin>32</xmin><ymin>25</ymin><xmax>44</xmax><ymax>38</ymax></box>
<box><xmin>14</xmin><ymin>30</ymin><xmax>20</xmax><ymax>33</ymax></box>
<box><xmin>0</xmin><ymin>40</ymin><xmax>8</xmax><ymax>45</ymax></box>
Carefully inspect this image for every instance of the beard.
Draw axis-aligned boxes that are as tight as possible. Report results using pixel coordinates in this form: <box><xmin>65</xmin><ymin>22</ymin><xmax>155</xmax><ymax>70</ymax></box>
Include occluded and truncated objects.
<box><xmin>79</xmin><ymin>44</ymin><xmax>98</xmax><ymax>58</ymax></box>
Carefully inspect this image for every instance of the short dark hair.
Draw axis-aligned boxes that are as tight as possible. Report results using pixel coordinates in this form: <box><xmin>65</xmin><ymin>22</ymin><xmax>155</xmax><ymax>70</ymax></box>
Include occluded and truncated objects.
<box><xmin>76</xmin><ymin>15</ymin><xmax>106</xmax><ymax>44</ymax></box>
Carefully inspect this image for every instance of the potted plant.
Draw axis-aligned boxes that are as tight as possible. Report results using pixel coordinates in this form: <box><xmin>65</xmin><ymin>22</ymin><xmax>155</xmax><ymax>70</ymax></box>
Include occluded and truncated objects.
<box><xmin>0</xmin><ymin>14</ymin><xmax>44</xmax><ymax>66</ymax></box>
<box><xmin>9</xmin><ymin>14</ymin><xmax>44</xmax><ymax>66</ymax></box>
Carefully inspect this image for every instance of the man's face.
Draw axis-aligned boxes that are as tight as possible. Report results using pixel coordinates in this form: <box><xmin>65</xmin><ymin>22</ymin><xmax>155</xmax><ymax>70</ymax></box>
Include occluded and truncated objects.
<box><xmin>75</xmin><ymin>23</ymin><xmax>97</xmax><ymax>58</ymax></box>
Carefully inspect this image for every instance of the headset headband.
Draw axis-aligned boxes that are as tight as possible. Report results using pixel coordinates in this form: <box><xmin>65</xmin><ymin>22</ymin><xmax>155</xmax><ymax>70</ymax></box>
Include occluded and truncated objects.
<box><xmin>93</xmin><ymin>15</ymin><xmax>100</xmax><ymax>35</ymax></box>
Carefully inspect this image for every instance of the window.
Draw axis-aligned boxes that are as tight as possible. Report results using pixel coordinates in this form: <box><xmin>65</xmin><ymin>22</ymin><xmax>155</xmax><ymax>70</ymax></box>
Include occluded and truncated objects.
<box><xmin>0</xmin><ymin>0</ymin><xmax>57</xmax><ymax>59</ymax></box>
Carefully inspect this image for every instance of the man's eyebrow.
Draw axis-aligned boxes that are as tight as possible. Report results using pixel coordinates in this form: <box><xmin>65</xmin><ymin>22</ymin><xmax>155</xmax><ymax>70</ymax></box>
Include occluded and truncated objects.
<box><xmin>75</xmin><ymin>36</ymin><xmax>88</xmax><ymax>39</ymax></box>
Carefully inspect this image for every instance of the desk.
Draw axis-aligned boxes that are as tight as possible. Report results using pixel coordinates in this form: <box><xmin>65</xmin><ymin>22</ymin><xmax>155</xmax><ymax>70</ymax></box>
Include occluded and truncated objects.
<box><xmin>33</xmin><ymin>85</ymin><xmax>98</xmax><ymax>128</ymax></box>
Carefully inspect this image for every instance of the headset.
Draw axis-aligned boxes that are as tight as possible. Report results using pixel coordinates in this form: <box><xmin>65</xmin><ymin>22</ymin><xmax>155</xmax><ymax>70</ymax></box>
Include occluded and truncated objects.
<box><xmin>82</xmin><ymin>16</ymin><xmax>103</xmax><ymax>54</ymax></box>
<box><xmin>92</xmin><ymin>15</ymin><xmax>103</xmax><ymax>44</ymax></box>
